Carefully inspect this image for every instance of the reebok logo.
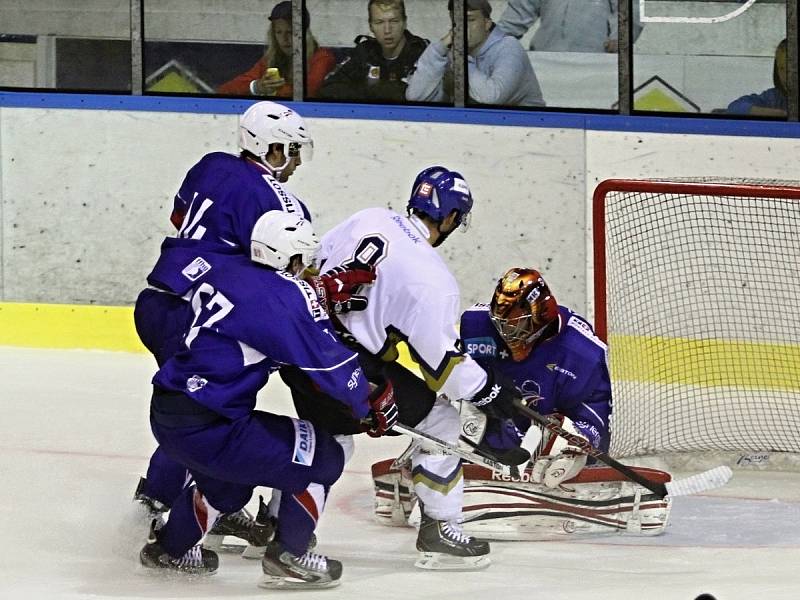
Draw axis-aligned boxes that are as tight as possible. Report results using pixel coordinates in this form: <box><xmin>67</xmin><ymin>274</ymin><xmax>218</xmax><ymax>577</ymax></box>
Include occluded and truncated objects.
<box><xmin>472</xmin><ymin>384</ymin><xmax>501</xmax><ymax>407</ymax></box>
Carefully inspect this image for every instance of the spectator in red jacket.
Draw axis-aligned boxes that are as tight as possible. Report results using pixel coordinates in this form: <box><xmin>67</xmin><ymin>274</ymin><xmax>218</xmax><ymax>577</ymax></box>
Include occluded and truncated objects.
<box><xmin>217</xmin><ymin>1</ymin><xmax>335</xmax><ymax>98</ymax></box>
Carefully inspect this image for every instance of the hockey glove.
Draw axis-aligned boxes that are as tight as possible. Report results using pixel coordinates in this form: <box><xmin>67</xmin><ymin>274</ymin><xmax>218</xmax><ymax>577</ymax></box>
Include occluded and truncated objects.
<box><xmin>363</xmin><ymin>378</ymin><xmax>398</xmax><ymax>438</ymax></box>
<box><xmin>305</xmin><ymin>265</ymin><xmax>376</xmax><ymax>315</ymax></box>
<box><xmin>531</xmin><ymin>415</ymin><xmax>590</xmax><ymax>488</ymax></box>
<box><xmin>468</xmin><ymin>364</ymin><xmax>520</xmax><ymax>420</ymax></box>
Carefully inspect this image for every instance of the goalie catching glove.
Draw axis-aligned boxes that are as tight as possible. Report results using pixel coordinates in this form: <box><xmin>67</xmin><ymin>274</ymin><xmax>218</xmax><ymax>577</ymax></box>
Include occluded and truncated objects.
<box><xmin>361</xmin><ymin>378</ymin><xmax>398</xmax><ymax>437</ymax></box>
<box><xmin>305</xmin><ymin>265</ymin><xmax>376</xmax><ymax>315</ymax></box>
<box><xmin>532</xmin><ymin>414</ymin><xmax>596</xmax><ymax>488</ymax></box>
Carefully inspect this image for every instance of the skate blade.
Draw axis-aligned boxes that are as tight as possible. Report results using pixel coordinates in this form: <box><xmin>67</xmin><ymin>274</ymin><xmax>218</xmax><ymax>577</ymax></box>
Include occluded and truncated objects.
<box><xmin>203</xmin><ymin>534</ymin><xmax>246</xmax><ymax>554</ymax></box>
<box><xmin>241</xmin><ymin>544</ymin><xmax>266</xmax><ymax>560</ymax></box>
<box><xmin>414</xmin><ymin>552</ymin><xmax>491</xmax><ymax>571</ymax></box>
<box><xmin>258</xmin><ymin>574</ymin><xmax>341</xmax><ymax>589</ymax></box>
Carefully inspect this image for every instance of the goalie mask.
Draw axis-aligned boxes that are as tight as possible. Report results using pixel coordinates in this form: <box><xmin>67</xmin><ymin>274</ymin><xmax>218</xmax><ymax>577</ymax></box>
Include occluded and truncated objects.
<box><xmin>238</xmin><ymin>101</ymin><xmax>314</xmax><ymax>179</ymax></box>
<box><xmin>251</xmin><ymin>211</ymin><xmax>318</xmax><ymax>275</ymax></box>
<box><xmin>490</xmin><ymin>268</ymin><xmax>558</xmax><ymax>362</ymax></box>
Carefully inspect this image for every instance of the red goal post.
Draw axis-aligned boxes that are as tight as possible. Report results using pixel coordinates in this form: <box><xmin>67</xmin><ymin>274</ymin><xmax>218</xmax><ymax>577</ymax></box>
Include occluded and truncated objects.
<box><xmin>592</xmin><ymin>178</ymin><xmax>800</xmax><ymax>464</ymax></box>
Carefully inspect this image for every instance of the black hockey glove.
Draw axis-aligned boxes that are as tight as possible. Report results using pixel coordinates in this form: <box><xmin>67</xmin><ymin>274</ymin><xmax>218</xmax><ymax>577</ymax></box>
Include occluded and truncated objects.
<box><xmin>361</xmin><ymin>378</ymin><xmax>398</xmax><ymax>438</ymax></box>
<box><xmin>468</xmin><ymin>364</ymin><xmax>520</xmax><ymax>420</ymax></box>
<box><xmin>305</xmin><ymin>265</ymin><xmax>376</xmax><ymax>315</ymax></box>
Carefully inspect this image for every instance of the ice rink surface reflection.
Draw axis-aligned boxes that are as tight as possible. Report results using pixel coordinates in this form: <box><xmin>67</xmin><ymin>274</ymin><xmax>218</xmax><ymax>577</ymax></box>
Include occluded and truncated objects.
<box><xmin>2</xmin><ymin>347</ymin><xmax>798</xmax><ymax>599</ymax></box>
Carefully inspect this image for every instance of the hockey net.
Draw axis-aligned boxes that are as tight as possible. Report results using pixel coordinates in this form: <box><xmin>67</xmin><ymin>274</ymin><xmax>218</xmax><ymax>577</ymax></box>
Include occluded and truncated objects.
<box><xmin>593</xmin><ymin>178</ymin><xmax>800</xmax><ymax>467</ymax></box>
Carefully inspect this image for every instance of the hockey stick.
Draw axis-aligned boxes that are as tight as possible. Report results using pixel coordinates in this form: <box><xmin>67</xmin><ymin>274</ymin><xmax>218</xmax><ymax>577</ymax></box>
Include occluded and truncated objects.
<box><xmin>392</xmin><ymin>423</ymin><xmax>517</xmax><ymax>476</ymax></box>
<box><xmin>512</xmin><ymin>397</ymin><xmax>732</xmax><ymax>498</ymax></box>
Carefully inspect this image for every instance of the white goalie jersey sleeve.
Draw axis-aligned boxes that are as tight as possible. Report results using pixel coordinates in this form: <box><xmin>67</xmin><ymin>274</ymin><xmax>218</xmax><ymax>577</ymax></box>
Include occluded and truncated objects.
<box><xmin>318</xmin><ymin>207</ymin><xmax>488</xmax><ymax>401</ymax></box>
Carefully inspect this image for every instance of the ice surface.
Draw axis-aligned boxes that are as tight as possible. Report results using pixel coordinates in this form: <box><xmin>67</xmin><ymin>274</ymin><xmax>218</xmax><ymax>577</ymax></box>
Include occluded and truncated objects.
<box><xmin>2</xmin><ymin>347</ymin><xmax>799</xmax><ymax>600</ymax></box>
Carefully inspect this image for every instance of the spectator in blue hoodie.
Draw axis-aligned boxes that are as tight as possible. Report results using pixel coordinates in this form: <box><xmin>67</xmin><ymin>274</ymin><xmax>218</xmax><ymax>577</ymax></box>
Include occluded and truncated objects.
<box><xmin>727</xmin><ymin>38</ymin><xmax>787</xmax><ymax>117</ymax></box>
<box><xmin>405</xmin><ymin>0</ymin><xmax>544</xmax><ymax>107</ymax></box>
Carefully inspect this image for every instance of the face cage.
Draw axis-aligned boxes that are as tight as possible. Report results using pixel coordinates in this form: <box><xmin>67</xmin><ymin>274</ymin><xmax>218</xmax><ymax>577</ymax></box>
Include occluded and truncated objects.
<box><xmin>490</xmin><ymin>312</ymin><xmax>534</xmax><ymax>348</ymax></box>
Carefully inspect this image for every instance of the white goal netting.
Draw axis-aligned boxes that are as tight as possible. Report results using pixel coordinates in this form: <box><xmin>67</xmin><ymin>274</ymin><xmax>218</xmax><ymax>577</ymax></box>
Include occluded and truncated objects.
<box><xmin>594</xmin><ymin>178</ymin><xmax>800</xmax><ymax>465</ymax></box>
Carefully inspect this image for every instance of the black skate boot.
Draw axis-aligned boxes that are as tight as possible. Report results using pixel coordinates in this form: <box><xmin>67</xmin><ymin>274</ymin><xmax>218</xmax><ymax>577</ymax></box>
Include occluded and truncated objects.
<box><xmin>260</xmin><ymin>540</ymin><xmax>342</xmax><ymax>589</ymax></box>
<box><xmin>133</xmin><ymin>477</ymin><xmax>168</xmax><ymax>529</ymax></box>
<box><xmin>415</xmin><ymin>512</ymin><xmax>491</xmax><ymax>570</ymax></box>
<box><xmin>139</xmin><ymin>520</ymin><xmax>219</xmax><ymax>575</ymax></box>
<box><xmin>204</xmin><ymin>496</ymin><xmax>275</xmax><ymax>558</ymax></box>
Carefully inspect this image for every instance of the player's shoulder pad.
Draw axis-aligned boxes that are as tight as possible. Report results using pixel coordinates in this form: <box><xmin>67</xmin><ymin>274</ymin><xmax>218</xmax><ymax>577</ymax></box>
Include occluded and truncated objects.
<box><xmin>275</xmin><ymin>270</ymin><xmax>329</xmax><ymax>323</ymax></box>
<box><xmin>564</xmin><ymin>308</ymin><xmax>607</xmax><ymax>352</ymax></box>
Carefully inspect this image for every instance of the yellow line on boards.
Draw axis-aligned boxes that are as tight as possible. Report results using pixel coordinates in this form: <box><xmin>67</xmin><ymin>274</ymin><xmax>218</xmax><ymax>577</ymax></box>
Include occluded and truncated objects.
<box><xmin>0</xmin><ymin>302</ymin><xmax>146</xmax><ymax>352</ymax></box>
<box><xmin>0</xmin><ymin>303</ymin><xmax>420</xmax><ymax>372</ymax></box>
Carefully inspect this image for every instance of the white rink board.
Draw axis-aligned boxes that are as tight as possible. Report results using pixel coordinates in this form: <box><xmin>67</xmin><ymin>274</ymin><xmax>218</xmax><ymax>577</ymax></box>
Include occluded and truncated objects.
<box><xmin>5</xmin><ymin>106</ymin><xmax>800</xmax><ymax>317</ymax></box>
<box><xmin>1</xmin><ymin>346</ymin><xmax>799</xmax><ymax>599</ymax></box>
<box><xmin>0</xmin><ymin>106</ymin><xmax>586</xmax><ymax>311</ymax></box>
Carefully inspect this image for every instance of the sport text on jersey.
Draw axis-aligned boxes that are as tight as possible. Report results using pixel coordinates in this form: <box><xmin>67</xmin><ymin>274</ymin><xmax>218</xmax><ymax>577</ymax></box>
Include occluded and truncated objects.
<box><xmin>464</xmin><ymin>336</ymin><xmax>497</xmax><ymax>357</ymax></box>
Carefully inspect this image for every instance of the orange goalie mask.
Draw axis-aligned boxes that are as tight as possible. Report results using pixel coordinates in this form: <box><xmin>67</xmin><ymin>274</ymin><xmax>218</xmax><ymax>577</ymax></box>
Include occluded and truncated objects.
<box><xmin>489</xmin><ymin>268</ymin><xmax>559</xmax><ymax>362</ymax></box>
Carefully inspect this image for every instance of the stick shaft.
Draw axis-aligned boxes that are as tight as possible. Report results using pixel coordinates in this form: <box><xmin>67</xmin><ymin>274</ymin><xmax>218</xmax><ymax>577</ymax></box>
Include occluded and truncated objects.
<box><xmin>513</xmin><ymin>398</ymin><xmax>668</xmax><ymax>497</ymax></box>
<box><xmin>392</xmin><ymin>423</ymin><xmax>510</xmax><ymax>474</ymax></box>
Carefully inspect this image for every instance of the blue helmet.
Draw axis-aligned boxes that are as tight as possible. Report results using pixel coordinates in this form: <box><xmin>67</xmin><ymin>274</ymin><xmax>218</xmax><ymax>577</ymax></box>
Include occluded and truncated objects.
<box><xmin>407</xmin><ymin>166</ymin><xmax>474</xmax><ymax>230</ymax></box>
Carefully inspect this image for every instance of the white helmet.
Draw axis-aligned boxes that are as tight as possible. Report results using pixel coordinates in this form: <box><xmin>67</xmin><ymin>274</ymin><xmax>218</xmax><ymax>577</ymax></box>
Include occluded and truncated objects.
<box><xmin>238</xmin><ymin>101</ymin><xmax>313</xmax><ymax>177</ymax></box>
<box><xmin>251</xmin><ymin>211</ymin><xmax>318</xmax><ymax>274</ymax></box>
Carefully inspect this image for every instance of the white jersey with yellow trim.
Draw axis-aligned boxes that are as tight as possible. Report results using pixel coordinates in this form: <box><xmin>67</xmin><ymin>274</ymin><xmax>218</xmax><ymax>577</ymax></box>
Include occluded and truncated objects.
<box><xmin>318</xmin><ymin>207</ymin><xmax>487</xmax><ymax>402</ymax></box>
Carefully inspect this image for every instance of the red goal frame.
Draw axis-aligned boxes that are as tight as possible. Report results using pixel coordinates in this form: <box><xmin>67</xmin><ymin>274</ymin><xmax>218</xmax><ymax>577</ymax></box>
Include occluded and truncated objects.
<box><xmin>592</xmin><ymin>178</ymin><xmax>800</xmax><ymax>343</ymax></box>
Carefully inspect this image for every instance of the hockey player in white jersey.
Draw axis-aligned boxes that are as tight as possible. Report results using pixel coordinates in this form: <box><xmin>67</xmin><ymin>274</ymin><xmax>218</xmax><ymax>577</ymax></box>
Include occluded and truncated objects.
<box><xmin>281</xmin><ymin>166</ymin><xmax>526</xmax><ymax>570</ymax></box>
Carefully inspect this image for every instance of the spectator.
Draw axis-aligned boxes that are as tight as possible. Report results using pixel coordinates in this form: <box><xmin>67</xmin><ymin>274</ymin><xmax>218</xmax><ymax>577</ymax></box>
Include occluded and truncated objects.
<box><xmin>498</xmin><ymin>0</ymin><xmax>643</xmax><ymax>53</ymax></box>
<box><xmin>217</xmin><ymin>1</ymin><xmax>335</xmax><ymax>98</ymax></box>
<box><xmin>727</xmin><ymin>38</ymin><xmax>787</xmax><ymax>117</ymax></box>
<box><xmin>318</xmin><ymin>0</ymin><xmax>428</xmax><ymax>102</ymax></box>
<box><xmin>405</xmin><ymin>0</ymin><xmax>544</xmax><ymax>107</ymax></box>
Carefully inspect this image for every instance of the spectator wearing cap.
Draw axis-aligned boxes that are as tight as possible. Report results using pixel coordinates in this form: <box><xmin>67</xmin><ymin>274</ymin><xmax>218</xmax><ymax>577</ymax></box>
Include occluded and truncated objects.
<box><xmin>406</xmin><ymin>0</ymin><xmax>544</xmax><ymax>107</ymax></box>
<box><xmin>217</xmin><ymin>1</ymin><xmax>336</xmax><ymax>98</ymax></box>
<box><xmin>318</xmin><ymin>0</ymin><xmax>428</xmax><ymax>103</ymax></box>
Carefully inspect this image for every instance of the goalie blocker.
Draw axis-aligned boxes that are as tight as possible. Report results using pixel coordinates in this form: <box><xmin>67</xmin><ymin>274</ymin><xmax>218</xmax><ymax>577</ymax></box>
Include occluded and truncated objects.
<box><xmin>371</xmin><ymin>459</ymin><xmax>671</xmax><ymax>540</ymax></box>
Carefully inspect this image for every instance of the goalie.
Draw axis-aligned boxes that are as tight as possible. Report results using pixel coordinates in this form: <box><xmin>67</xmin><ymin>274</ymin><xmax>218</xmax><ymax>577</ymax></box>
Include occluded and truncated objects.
<box><xmin>373</xmin><ymin>267</ymin><xmax>671</xmax><ymax>539</ymax></box>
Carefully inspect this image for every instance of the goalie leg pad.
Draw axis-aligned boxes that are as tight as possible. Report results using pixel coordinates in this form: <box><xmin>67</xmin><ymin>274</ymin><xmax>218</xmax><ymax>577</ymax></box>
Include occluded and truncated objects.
<box><xmin>459</xmin><ymin>464</ymin><xmax>672</xmax><ymax>540</ymax></box>
<box><xmin>371</xmin><ymin>459</ymin><xmax>416</xmax><ymax>526</ymax></box>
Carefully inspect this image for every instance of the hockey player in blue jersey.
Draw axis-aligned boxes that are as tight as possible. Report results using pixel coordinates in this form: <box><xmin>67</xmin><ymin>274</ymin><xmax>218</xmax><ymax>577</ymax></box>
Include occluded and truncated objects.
<box><xmin>135</xmin><ymin>100</ymin><xmax>313</xmax><ymax>367</ymax></box>
<box><xmin>459</xmin><ymin>267</ymin><xmax>612</xmax><ymax>488</ymax></box>
<box><xmin>132</xmin><ymin>100</ymin><xmax>374</xmax><ymax>550</ymax></box>
<box><xmin>139</xmin><ymin>211</ymin><xmax>396</xmax><ymax>587</ymax></box>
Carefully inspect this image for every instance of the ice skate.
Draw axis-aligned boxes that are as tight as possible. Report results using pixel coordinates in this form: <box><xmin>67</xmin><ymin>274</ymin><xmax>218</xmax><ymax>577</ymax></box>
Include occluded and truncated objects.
<box><xmin>139</xmin><ymin>520</ymin><xmax>219</xmax><ymax>575</ymax></box>
<box><xmin>203</xmin><ymin>496</ymin><xmax>274</xmax><ymax>558</ymax></box>
<box><xmin>415</xmin><ymin>512</ymin><xmax>491</xmax><ymax>570</ymax></box>
<box><xmin>260</xmin><ymin>540</ymin><xmax>341</xmax><ymax>589</ymax></box>
<box><xmin>133</xmin><ymin>476</ymin><xmax>168</xmax><ymax>529</ymax></box>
